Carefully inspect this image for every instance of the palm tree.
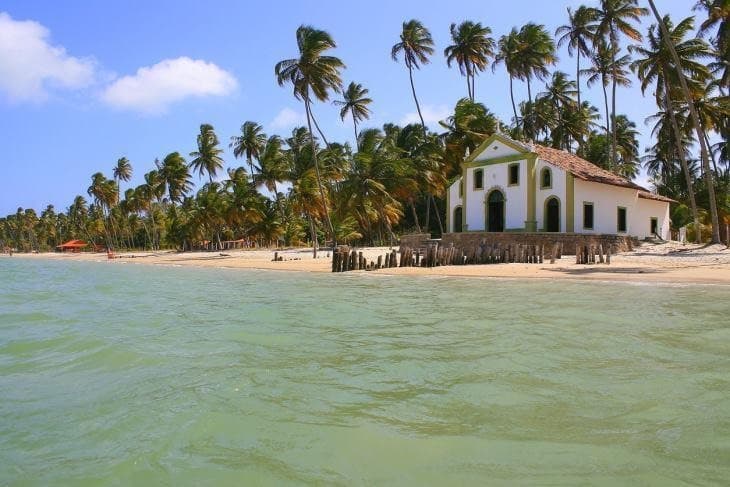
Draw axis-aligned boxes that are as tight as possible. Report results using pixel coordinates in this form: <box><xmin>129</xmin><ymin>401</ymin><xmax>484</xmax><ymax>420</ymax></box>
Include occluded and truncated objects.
<box><xmin>581</xmin><ymin>43</ymin><xmax>612</xmax><ymax>163</ymax></box>
<box><xmin>113</xmin><ymin>157</ymin><xmax>132</xmax><ymax>192</ymax></box>
<box><xmin>592</xmin><ymin>0</ymin><xmax>648</xmax><ymax>169</ymax></box>
<box><xmin>333</xmin><ymin>82</ymin><xmax>373</xmax><ymax>148</ymax></box>
<box><xmin>158</xmin><ymin>152</ymin><xmax>193</xmax><ymax>204</ymax></box>
<box><xmin>555</xmin><ymin>6</ymin><xmax>598</xmax><ymax>107</ymax></box>
<box><xmin>539</xmin><ymin>71</ymin><xmax>578</xmax><ymax>136</ymax></box>
<box><xmin>440</xmin><ymin>98</ymin><xmax>499</xmax><ymax>176</ymax></box>
<box><xmin>517</xmin><ymin>23</ymin><xmax>558</xmax><ymax>104</ymax></box>
<box><xmin>230</xmin><ymin>121</ymin><xmax>267</xmax><ymax>174</ymax></box>
<box><xmin>494</xmin><ymin>28</ymin><xmax>523</xmax><ymax>126</ymax></box>
<box><xmin>647</xmin><ymin>0</ymin><xmax>721</xmax><ymax>243</ymax></box>
<box><xmin>189</xmin><ymin>124</ymin><xmax>225</xmax><ymax>183</ymax></box>
<box><xmin>631</xmin><ymin>15</ymin><xmax>713</xmax><ymax>241</ymax></box>
<box><xmin>254</xmin><ymin>135</ymin><xmax>289</xmax><ymax>223</ymax></box>
<box><xmin>694</xmin><ymin>0</ymin><xmax>729</xmax><ymax>92</ymax></box>
<box><xmin>391</xmin><ymin>19</ymin><xmax>434</xmax><ymax>130</ymax></box>
<box><xmin>444</xmin><ymin>21</ymin><xmax>495</xmax><ymax>101</ymax></box>
<box><xmin>275</xmin><ymin>25</ymin><xmax>344</xmax><ymax>248</ymax></box>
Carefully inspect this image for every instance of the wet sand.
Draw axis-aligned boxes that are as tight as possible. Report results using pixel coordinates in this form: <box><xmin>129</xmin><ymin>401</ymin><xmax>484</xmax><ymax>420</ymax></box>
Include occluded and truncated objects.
<box><xmin>7</xmin><ymin>241</ymin><xmax>729</xmax><ymax>285</ymax></box>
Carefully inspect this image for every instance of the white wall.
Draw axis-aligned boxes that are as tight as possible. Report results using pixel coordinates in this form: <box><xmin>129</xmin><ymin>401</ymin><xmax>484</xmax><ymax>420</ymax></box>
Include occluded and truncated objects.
<box><xmin>464</xmin><ymin>160</ymin><xmax>527</xmax><ymax>230</ymax></box>
<box><xmin>535</xmin><ymin>161</ymin><xmax>566</xmax><ymax>232</ymax></box>
<box><xmin>574</xmin><ymin>180</ymin><xmax>640</xmax><ymax>235</ymax></box>
<box><xmin>631</xmin><ymin>198</ymin><xmax>671</xmax><ymax>239</ymax></box>
<box><xmin>562</xmin><ymin>179</ymin><xmax>670</xmax><ymax>238</ymax></box>
<box><xmin>447</xmin><ymin>179</ymin><xmax>463</xmax><ymax>232</ymax></box>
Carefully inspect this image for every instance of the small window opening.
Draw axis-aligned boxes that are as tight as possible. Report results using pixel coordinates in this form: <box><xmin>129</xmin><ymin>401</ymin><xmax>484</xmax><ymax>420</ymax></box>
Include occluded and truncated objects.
<box><xmin>474</xmin><ymin>169</ymin><xmax>484</xmax><ymax>190</ymax></box>
<box><xmin>583</xmin><ymin>203</ymin><xmax>594</xmax><ymax>230</ymax></box>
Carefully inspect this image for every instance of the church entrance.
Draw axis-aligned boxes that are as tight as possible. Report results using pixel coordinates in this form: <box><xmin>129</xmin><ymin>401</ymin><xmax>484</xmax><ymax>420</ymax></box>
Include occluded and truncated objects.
<box><xmin>486</xmin><ymin>190</ymin><xmax>505</xmax><ymax>232</ymax></box>
<box><xmin>546</xmin><ymin>197</ymin><xmax>560</xmax><ymax>232</ymax></box>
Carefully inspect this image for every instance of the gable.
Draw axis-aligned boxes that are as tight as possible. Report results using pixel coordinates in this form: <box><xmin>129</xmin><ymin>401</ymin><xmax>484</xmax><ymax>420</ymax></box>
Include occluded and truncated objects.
<box><xmin>465</xmin><ymin>133</ymin><xmax>532</xmax><ymax>164</ymax></box>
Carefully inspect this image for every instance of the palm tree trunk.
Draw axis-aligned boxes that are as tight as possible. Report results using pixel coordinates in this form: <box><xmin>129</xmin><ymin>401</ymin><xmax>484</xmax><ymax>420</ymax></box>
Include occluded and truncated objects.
<box><xmin>309</xmin><ymin>106</ymin><xmax>330</xmax><ymax>147</ymax></box>
<box><xmin>576</xmin><ymin>52</ymin><xmax>581</xmax><ymax>107</ymax></box>
<box><xmin>431</xmin><ymin>195</ymin><xmax>444</xmax><ymax>234</ymax></box>
<box><xmin>304</xmin><ymin>97</ymin><xmax>336</xmax><ymax>249</ymax></box>
<box><xmin>409</xmin><ymin>198</ymin><xmax>421</xmax><ymax>233</ymax></box>
<box><xmin>509</xmin><ymin>76</ymin><xmax>518</xmax><ymax>126</ymax></box>
<box><xmin>602</xmin><ymin>79</ymin><xmax>610</xmax><ymax>168</ymax></box>
<box><xmin>426</xmin><ymin>195</ymin><xmax>431</xmax><ymax>234</ymax></box>
<box><xmin>664</xmin><ymin>82</ymin><xmax>700</xmax><ymax>243</ymax></box>
<box><xmin>610</xmin><ymin>28</ymin><xmax>619</xmax><ymax>172</ymax></box>
<box><xmin>648</xmin><ymin>0</ymin><xmax>720</xmax><ymax>243</ymax></box>
<box><xmin>352</xmin><ymin>115</ymin><xmax>359</xmax><ymax>151</ymax></box>
<box><xmin>308</xmin><ymin>216</ymin><xmax>318</xmax><ymax>258</ymax></box>
<box><xmin>408</xmin><ymin>63</ymin><xmax>426</xmax><ymax>129</ymax></box>
<box><xmin>471</xmin><ymin>73</ymin><xmax>476</xmax><ymax>102</ymax></box>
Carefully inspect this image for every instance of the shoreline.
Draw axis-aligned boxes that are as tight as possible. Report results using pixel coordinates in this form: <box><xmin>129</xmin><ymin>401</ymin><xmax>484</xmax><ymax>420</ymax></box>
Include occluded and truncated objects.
<box><xmin>4</xmin><ymin>242</ymin><xmax>730</xmax><ymax>286</ymax></box>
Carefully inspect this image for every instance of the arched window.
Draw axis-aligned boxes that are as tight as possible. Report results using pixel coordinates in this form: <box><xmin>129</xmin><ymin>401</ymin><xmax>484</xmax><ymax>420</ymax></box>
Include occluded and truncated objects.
<box><xmin>541</xmin><ymin>167</ymin><xmax>552</xmax><ymax>189</ymax></box>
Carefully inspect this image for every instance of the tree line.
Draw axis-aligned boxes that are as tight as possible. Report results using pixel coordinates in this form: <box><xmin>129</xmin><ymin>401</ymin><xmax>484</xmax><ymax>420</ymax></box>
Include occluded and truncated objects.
<box><xmin>2</xmin><ymin>0</ymin><xmax>727</xmax><ymax>253</ymax></box>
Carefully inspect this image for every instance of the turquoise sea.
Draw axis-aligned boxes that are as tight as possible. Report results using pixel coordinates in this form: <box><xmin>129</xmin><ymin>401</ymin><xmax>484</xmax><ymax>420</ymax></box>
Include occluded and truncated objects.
<box><xmin>1</xmin><ymin>257</ymin><xmax>729</xmax><ymax>485</ymax></box>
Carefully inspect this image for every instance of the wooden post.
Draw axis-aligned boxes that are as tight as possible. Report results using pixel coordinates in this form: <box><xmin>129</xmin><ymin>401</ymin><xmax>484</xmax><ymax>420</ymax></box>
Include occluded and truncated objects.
<box><xmin>377</xmin><ymin>255</ymin><xmax>383</xmax><ymax>269</ymax></box>
<box><xmin>598</xmin><ymin>245</ymin><xmax>605</xmax><ymax>264</ymax></box>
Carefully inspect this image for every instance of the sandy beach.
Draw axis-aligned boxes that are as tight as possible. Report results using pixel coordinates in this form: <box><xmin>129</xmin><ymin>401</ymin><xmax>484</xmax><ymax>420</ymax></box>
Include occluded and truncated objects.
<box><xmin>6</xmin><ymin>241</ymin><xmax>729</xmax><ymax>285</ymax></box>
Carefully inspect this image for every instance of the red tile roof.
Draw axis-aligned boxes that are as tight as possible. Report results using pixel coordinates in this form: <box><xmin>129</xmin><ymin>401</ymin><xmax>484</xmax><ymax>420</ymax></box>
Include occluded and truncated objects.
<box><xmin>638</xmin><ymin>190</ymin><xmax>676</xmax><ymax>203</ymax></box>
<box><xmin>532</xmin><ymin>144</ymin><xmax>646</xmax><ymax>191</ymax></box>
<box><xmin>56</xmin><ymin>239</ymin><xmax>88</xmax><ymax>249</ymax></box>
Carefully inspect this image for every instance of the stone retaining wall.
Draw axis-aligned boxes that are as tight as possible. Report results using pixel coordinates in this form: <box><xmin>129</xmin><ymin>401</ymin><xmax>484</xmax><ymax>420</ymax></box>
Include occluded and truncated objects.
<box><xmin>403</xmin><ymin>232</ymin><xmax>639</xmax><ymax>254</ymax></box>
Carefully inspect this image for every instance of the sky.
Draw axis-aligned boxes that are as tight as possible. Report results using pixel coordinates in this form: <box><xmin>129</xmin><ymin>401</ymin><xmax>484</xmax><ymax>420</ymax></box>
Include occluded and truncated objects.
<box><xmin>0</xmin><ymin>0</ymin><xmax>699</xmax><ymax>216</ymax></box>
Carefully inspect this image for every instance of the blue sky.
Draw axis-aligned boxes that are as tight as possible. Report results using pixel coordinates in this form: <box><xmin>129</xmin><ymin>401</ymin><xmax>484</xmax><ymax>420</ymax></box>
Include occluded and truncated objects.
<box><xmin>0</xmin><ymin>0</ymin><xmax>696</xmax><ymax>215</ymax></box>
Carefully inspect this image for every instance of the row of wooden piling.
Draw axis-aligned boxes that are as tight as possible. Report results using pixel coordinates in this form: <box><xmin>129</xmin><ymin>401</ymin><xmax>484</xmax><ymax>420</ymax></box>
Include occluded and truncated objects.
<box><xmin>575</xmin><ymin>244</ymin><xmax>612</xmax><ymax>264</ymax></box>
<box><xmin>332</xmin><ymin>246</ymin><xmax>400</xmax><ymax>272</ymax></box>
<box><xmin>332</xmin><ymin>241</ymin><xmax>615</xmax><ymax>273</ymax></box>
<box><xmin>413</xmin><ymin>242</ymin><xmax>564</xmax><ymax>267</ymax></box>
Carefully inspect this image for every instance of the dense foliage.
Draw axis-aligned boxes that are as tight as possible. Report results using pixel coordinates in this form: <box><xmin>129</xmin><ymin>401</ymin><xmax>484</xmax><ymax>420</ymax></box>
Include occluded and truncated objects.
<box><xmin>2</xmin><ymin>1</ymin><xmax>728</xmax><ymax>252</ymax></box>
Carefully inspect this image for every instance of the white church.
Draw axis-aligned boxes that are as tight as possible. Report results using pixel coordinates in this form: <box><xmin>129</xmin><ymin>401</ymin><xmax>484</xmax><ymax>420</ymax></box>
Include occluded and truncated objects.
<box><xmin>446</xmin><ymin>133</ymin><xmax>673</xmax><ymax>239</ymax></box>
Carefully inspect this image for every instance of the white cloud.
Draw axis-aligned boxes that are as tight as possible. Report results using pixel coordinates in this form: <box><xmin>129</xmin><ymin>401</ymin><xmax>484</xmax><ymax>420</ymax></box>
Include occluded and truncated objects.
<box><xmin>100</xmin><ymin>57</ymin><xmax>237</xmax><ymax>114</ymax></box>
<box><xmin>269</xmin><ymin>107</ymin><xmax>306</xmax><ymax>130</ymax></box>
<box><xmin>399</xmin><ymin>104</ymin><xmax>450</xmax><ymax>128</ymax></box>
<box><xmin>0</xmin><ymin>12</ymin><xmax>96</xmax><ymax>102</ymax></box>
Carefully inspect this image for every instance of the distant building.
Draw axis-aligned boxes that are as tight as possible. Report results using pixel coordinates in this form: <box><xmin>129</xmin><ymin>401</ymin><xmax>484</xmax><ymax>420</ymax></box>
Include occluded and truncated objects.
<box><xmin>56</xmin><ymin>240</ymin><xmax>89</xmax><ymax>252</ymax></box>
<box><xmin>447</xmin><ymin>133</ymin><xmax>673</xmax><ymax>239</ymax></box>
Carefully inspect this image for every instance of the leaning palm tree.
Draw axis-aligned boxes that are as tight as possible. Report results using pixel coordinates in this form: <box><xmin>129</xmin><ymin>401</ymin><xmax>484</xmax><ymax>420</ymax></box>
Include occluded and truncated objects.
<box><xmin>189</xmin><ymin>124</ymin><xmax>225</xmax><ymax>183</ymax></box>
<box><xmin>392</xmin><ymin>19</ymin><xmax>434</xmax><ymax>130</ymax></box>
<box><xmin>647</xmin><ymin>0</ymin><xmax>721</xmax><ymax>243</ymax></box>
<box><xmin>444</xmin><ymin>21</ymin><xmax>495</xmax><ymax>101</ymax></box>
<box><xmin>555</xmin><ymin>6</ymin><xmax>598</xmax><ymax>107</ymax></box>
<box><xmin>631</xmin><ymin>15</ymin><xmax>713</xmax><ymax>242</ymax></box>
<box><xmin>275</xmin><ymin>25</ymin><xmax>344</xmax><ymax>248</ymax></box>
<box><xmin>592</xmin><ymin>0</ymin><xmax>648</xmax><ymax>169</ymax></box>
<box><xmin>333</xmin><ymin>82</ymin><xmax>373</xmax><ymax>148</ymax></box>
<box><xmin>230</xmin><ymin>121</ymin><xmax>267</xmax><ymax>175</ymax></box>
